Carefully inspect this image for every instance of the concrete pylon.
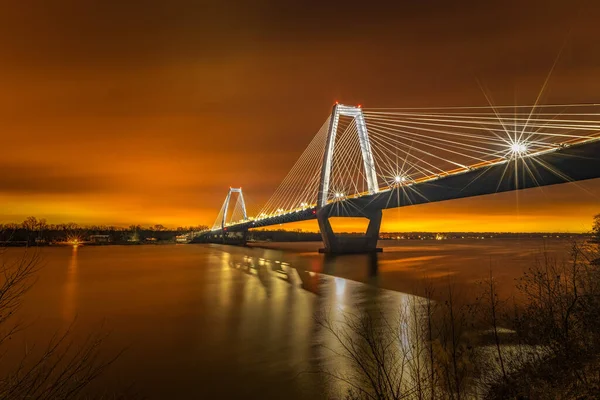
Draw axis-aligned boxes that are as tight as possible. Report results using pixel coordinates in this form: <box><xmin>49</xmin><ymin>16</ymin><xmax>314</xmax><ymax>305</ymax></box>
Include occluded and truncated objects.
<box><xmin>221</xmin><ymin>229</ymin><xmax>248</xmax><ymax>246</ymax></box>
<box><xmin>317</xmin><ymin>104</ymin><xmax>378</xmax><ymax>208</ymax></box>
<box><xmin>316</xmin><ymin>103</ymin><xmax>382</xmax><ymax>254</ymax></box>
<box><xmin>317</xmin><ymin>209</ymin><xmax>382</xmax><ymax>254</ymax></box>
<box><xmin>218</xmin><ymin>187</ymin><xmax>249</xmax><ymax>246</ymax></box>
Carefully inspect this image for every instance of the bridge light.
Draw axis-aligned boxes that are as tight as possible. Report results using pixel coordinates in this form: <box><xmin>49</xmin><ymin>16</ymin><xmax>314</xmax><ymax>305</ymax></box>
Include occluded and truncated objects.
<box><xmin>395</xmin><ymin>175</ymin><xmax>407</xmax><ymax>183</ymax></box>
<box><xmin>510</xmin><ymin>142</ymin><xmax>528</xmax><ymax>156</ymax></box>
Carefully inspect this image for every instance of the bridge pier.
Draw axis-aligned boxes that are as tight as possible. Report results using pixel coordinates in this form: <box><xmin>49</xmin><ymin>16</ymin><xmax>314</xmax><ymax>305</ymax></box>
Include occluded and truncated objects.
<box><xmin>221</xmin><ymin>229</ymin><xmax>248</xmax><ymax>246</ymax></box>
<box><xmin>317</xmin><ymin>209</ymin><xmax>382</xmax><ymax>254</ymax></box>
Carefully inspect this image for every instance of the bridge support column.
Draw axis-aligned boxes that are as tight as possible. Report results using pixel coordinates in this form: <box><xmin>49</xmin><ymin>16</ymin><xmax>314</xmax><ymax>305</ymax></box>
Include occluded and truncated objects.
<box><xmin>317</xmin><ymin>209</ymin><xmax>382</xmax><ymax>254</ymax></box>
<box><xmin>221</xmin><ymin>229</ymin><xmax>249</xmax><ymax>246</ymax></box>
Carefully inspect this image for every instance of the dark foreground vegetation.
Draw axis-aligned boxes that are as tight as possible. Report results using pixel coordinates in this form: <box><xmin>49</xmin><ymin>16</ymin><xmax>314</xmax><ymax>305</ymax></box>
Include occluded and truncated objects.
<box><xmin>0</xmin><ymin>247</ymin><xmax>128</xmax><ymax>399</ymax></box>
<box><xmin>318</xmin><ymin>214</ymin><xmax>600</xmax><ymax>399</ymax></box>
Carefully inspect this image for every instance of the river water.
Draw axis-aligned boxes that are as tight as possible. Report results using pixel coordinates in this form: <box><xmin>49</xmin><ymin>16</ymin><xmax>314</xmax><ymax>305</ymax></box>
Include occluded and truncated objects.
<box><xmin>2</xmin><ymin>238</ymin><xmax>579</xmax><ymax>398</ymax></box>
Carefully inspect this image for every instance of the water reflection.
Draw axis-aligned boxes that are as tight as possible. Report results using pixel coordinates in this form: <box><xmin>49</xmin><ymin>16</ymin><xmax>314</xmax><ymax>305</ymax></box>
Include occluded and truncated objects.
<box><xmin>15</xmin><ymin>240</ymin><xmax>571</xmax><ymax>399</ymax></box>
<box><xmin>334</xmin><ymin>277</ymin><xmax>346</xmax><ymax>298</ymax></box>
<box><xmin>216</xmin><ymin>245</ymin><xmax>428</xmax><ymax>397</ymax></box>
<box><xmin>61</xmin><ymin>245</ymin><xmax>79</xmax><ymax>323</ymax></box>
<box><xmin>367</xmin><ymin>252</ymin><xmax>379</xmax><ymax>278</ymax></box>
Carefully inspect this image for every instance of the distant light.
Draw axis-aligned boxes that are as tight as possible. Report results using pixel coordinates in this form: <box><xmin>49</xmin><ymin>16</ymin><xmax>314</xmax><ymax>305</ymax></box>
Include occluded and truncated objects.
<box><xmin>357</xmin><ymin>104</ymin><xmax>362</xmax><ymax>108</ymax></box>
<box><xmin>335</xmin><ymin>101</ymin><xmax>339</xmax><ymax>105</ymax></box>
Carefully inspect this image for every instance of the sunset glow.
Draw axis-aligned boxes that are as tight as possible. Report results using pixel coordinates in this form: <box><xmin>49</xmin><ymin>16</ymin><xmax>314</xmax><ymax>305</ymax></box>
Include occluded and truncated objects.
<box><xmin>0</xmin><ymin>2</ymin><xmax>599</xmax><ymax>232</ymax></box>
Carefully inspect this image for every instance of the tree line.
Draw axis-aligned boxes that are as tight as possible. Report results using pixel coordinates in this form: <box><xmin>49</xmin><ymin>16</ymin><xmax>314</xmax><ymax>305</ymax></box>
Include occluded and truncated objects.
<box><xmin>0</xmin><ymin>216</ymin><xmax>209</xmax><ymax>245</ymax></box>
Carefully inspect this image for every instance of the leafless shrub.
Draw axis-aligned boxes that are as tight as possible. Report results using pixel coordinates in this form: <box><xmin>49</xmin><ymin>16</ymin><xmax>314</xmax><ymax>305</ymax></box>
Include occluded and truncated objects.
<box><xmin>316</xmin><ymin>280</ymin><xmax>478</xmax><ymax>400</ymax></box>
<box><xmin>0</xmin><ymin>246</ymin><xmax>125</xmax><ymax>399</ymax></box>
<box><xmin>482</xmin><ymin>242</ymin><xmax>600</xmax><ymax>399</ymax></box>
<box><xmin>318</xmin><ymin>241</ymin><xmax>600</xmax><ymax>400</ymax></box>
<box><xmin>316</xmin><ymin>308</ymin><xmax>424</xmax><ymax>400</ymax></box>
<box><xmin>0</xmin><ymin>248</ymin><xmax>40</xmax><ymax>347</ymax></box>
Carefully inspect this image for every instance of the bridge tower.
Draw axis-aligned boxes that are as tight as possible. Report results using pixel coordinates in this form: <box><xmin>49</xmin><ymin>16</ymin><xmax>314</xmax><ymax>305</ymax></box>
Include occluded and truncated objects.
<box><xmin>317</xmin><ymin>103</ymin><xmax>383</xmax><ymax>254</ymax></box>
<box><xmin>220</xmin><ymin>187</ymin><xmax>249</xmax><ymax>245</ymax></box>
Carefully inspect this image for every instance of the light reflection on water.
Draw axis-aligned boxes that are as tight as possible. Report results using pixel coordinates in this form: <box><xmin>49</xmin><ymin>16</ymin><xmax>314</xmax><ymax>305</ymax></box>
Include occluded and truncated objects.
<box><xmin>3</xmin><ymin>238</ymin><xmax>577</xmax><ymax>399</ymax></box>
<box><xmin>62</xmin><ymin>245</ymin><xmax>79</xmax><ymax>324</ymax></box>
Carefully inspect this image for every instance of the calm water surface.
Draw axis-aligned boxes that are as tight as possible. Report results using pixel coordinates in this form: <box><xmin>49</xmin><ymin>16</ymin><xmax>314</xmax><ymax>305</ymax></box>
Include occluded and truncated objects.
<box><xmin>4</xmin><ymin>238</ymin><xmax>577</xmax><ymax>398</ymax></box>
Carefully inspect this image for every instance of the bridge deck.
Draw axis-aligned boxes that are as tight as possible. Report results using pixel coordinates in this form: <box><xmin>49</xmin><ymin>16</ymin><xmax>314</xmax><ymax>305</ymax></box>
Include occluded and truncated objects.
<box><xmin>210</xmin><ymin>138</ymin><xmax>600</xmax><ymax>234</ymax></box>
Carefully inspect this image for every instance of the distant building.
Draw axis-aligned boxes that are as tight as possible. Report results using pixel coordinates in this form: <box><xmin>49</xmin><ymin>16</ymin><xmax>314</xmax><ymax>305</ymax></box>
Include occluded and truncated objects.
<box><xmin>175</xmin><ymin>235</ymin><xmax>190</xmax><ymax>243</ymax></box>
<box><xmin>89</xmin><ymin>234</ymin><xmax>111</xmax><ymax>244</ymax></box>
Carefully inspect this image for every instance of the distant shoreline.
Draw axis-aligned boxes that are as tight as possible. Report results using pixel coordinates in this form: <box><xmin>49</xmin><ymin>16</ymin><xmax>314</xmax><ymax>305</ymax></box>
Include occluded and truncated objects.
<box><xmin>0</xmin><ymin>240</ymin><xmax>188</xmax><ymax>247</ymax></box>
<box><xmin>0</xmin><ymin>233</ymin><xmax>598</xmax><ymax>248</ymax></box>
<box><xmin>1</xmin><ymin>231</ymin><xmax>594</xmax><ymax>248</ymax></box>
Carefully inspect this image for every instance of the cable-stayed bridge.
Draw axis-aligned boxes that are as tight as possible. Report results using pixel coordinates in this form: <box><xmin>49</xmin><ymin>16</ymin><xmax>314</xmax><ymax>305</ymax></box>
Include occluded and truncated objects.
<box><xmin>200</xmin><ymin>102</ymin><xmax>600</xmax><ymax>253</ymax></box>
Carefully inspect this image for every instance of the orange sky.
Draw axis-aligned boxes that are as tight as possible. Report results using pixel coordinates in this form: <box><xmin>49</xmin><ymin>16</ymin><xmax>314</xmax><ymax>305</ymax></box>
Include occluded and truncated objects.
<box><xmin>0</xmin><ymin>0</ymin><xmax>599</xmax><ymax>232</ymax></box>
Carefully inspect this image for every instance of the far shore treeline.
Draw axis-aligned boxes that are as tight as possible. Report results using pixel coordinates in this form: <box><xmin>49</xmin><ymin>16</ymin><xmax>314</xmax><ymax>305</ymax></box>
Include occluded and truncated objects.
<box><xmin>0</xmin><ymin>216</ymin><xmax>209</xmax><ymax>246</ymax></box>
<box><xmin>1</xmin><ymin>214</ymin><xmax>598</xmax><ymax>246</ymax></box>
